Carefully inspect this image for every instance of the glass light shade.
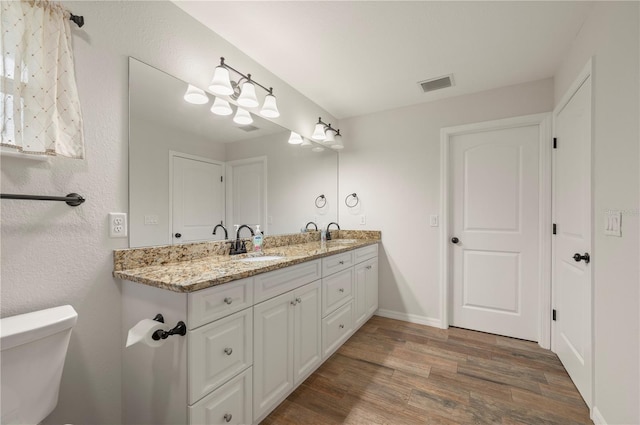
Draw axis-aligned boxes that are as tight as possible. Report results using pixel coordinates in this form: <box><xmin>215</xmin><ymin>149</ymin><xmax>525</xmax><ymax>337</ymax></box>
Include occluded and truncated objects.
<box><xmin>237</xmin><ymin>81</ymin><xmax>259</xmax><ymax>108</ymax></box>
<box><xmin>260</xmin><ymin>94</ymin><xmax>280</xmax><ymax>118</ymax></box>
<box><xmin>183</xmin><ymin>84</ymin><xmax>208</xmax><ymax>104</ymax></box>
<box><xmin>288</xmin><ymin>131</ymin><xmax>303</xmax><ymax>145</ymax></box>
<box><xmin>233</xmin><ymin>107</ymin><xmax>253</xmax><ymax>125</ymax></box>
<box><xmin>311</xmin><ymin>146</ymin><xmax>325</xmax><ymax>153</ymax></box>
<box><xmin>301</xmin><ymin>138</ymin><xmax>313</xmax><ymax>148</ymax></box>
<box><xmin>312</xmin><ymin>123</ymin><xmax>326</xmax><ymax>140</ymax></box>
<box><xmin>208</xmin><ymin>66</ymin><xmax>234</xmax><ymax>96</ymax></box>
<box><xmin>324</xmin><ymin>129</ymin><xmax>336</xmax><ymax>144</ymax></box>
<box><xmin>330</xmin><ymin>133</ymin><xmax>344</xmax><ymax>150</ymax></box>
<box><xmin>210</xmin><ymin>97</ymin><xmax>233</xmax><ymax>116</ymax></box>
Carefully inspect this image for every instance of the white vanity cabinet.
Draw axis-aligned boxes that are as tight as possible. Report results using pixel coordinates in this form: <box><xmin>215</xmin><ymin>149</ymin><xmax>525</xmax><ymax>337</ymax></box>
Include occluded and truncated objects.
<box><xmin>252</xmin><ymin>264</ymin><xmax>322</xmax><ymax>422</ymax></box>
<box><xmin>353</xmin><ymin>245</ymin><xmax>379</xmax><ymax>329</ymax></box>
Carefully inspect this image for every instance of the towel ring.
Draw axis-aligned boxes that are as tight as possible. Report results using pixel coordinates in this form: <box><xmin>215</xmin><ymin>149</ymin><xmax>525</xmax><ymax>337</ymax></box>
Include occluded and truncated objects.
<box><xmin>315</xmin><ymin>194</ymin><xmax>327</xmax><ymax>208</ymax></box>
<box><xmin>345</xmin><ymin>193</ymin><xmax>359</xmax><ymax>208</ymax></box>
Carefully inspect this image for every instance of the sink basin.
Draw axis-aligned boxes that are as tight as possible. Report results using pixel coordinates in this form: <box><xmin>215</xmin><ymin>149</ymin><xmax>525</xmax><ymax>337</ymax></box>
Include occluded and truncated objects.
<box><xmin>328</xmin><ymin>239</ymin><xmax>359</xmax><ymax>245</ymax></box>
<box><xmin>235</xmin><ymin>255</ymin><xmax>284</xmax><ymax>263</ymax></box>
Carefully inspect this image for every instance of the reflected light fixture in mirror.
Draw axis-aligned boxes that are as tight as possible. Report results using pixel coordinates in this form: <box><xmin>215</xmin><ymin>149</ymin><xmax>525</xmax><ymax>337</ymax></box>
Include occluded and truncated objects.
<box><xmin>324</xmin><ymin>128</ymin><xmax>336</xmax><ymax>144</ymax></box>
<box><xmin>312</xmin><ymin>117</ymin><xmax>344</xmax><ymax>149</ymax></box>
<box><xmin>331</xmin><ymin>130</ymin><xmax>344</xmax><ymax>150</ymax></box>
<box><xmin>288</xmin><ymin>131</ymin><xmax>303</xmax><ymax>145</ymax></box>
<box><xmin>209</xmin><ymin>57</ymin><xmax>279</xmax><ymax>119</ymax></box>
<box><xmin>183</xmin><ymin>84</ymin><xmax>208</xmax><ymax>104</ymax></box>
<box><xmin>233</xmin><ymin>107</ymin><xmax>253</xmax><ymax>125</ymax></box>
<box><xmin>300</xmin><ymin>138</ymin><xmax>313</xmax><ymax>148</ymax></box>
<box><xmin>312</xmin><ymin>145</ymin><xmax>325</xmax><ymax>152</ymax></box>
<box><xmin>211</xmin><ymin>97</ymin><xmax>233</xmax><ymax>116</ymax></box>
<box><xmin>312</xmin><ymin>118</ymin><xmax>327</xmax><ymax>141</ymax></box>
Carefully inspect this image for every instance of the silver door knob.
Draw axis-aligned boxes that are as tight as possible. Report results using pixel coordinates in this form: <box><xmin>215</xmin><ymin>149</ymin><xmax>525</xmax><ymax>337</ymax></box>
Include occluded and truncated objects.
<box><xmin>451</xmin><ymin>237</ymin><xmax>459</xmax><ymax>244</ymax></box>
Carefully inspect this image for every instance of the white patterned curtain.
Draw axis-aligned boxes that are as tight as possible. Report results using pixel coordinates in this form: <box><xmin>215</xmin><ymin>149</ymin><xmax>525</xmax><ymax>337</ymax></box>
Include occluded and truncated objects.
<box><xmin>1</xmin><ymin>0</ymin><xmax>84</xmax><ymax>158</ymax></box>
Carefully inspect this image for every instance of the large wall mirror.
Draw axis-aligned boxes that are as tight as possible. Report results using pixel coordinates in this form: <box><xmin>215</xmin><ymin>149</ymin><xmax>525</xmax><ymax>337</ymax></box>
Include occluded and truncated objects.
<box><xmin>129</xmin><ymin>58</ymin><xmax>338</xmax><ymax>248</ymax></box>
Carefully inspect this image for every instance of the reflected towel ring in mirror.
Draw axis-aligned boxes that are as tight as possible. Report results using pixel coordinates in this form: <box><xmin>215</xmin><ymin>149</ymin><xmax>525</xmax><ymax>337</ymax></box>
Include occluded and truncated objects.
<box><xmin>315</xmin><ymin>194</ymin><xmax>327</xmax><ymax>208</ymax></box>
<box><xmin>345</xmin><ymin>193</ymin><xmax>359</xmax><ymax>208</ymax></box>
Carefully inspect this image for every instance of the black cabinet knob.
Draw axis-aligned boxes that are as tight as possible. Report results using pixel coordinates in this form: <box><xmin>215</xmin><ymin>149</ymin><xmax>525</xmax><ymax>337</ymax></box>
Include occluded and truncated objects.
<box><xmin>174</xmin><ymin>233</ymin><xmax>181</xmax><ymax>238</ymax></box>
<box><xmin>451</xmin><ymin>237</ymin><xmax>459</xmax><ymax>244</ymax></box>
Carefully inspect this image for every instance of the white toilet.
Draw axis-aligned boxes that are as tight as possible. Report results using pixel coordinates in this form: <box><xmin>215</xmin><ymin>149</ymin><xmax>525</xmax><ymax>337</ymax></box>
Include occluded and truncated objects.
<box><xmin>1</xmin><ymin>305</ymin><xmax>78</xmax><ymax>425</ymax></box>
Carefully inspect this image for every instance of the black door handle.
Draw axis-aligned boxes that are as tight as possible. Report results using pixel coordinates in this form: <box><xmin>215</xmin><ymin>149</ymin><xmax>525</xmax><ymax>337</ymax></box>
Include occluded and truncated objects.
<box><xmin>174</xmin><ymin>233</ymin><xmax>182</xmax><ymax>238</ymax></box>
<box><xmin>451</xmin><ymin>237</ymin><xmax>459</xmax><ymax>244</ymax></box>
<box><xmin>573</xmin><ymin>253</ymin><xmax>590</xmax><ymax>264</ymax></box>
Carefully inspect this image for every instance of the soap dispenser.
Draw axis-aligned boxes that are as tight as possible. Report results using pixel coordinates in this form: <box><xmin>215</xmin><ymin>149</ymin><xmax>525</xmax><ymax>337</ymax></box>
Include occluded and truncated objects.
<box><xmin>253</xmin><ymin>225</ymin><xmax>263</xmax><ymax>252</ymax></box>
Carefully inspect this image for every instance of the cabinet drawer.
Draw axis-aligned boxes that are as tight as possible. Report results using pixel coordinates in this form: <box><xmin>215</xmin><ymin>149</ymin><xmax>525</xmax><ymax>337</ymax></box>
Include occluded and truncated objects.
<box><xmin>188</xmin><ymin>278</ymin><xmax>253</xmax><ymax>330</ymax></box>
<box><xmin>322</xmin><ymin>268</ymin><xmax>353</xmax><ymax>317</ymax></box>
<box><xmin>188</xmin><ymin>308</ymin><xmax>253</xmax><ymax>404</ymax></box>
<box><xmin>322</xmin><ymin>301</ymin><xmax>353</xmax><ymax>358</ymax></box>
<box><xmin>354</xmin><ymin>244</ymin><xmax>378</xmax><ymax>264</ymax></box>
<box><xmin>189</xmin><ymin>367</ymin><xmax>252</xmax><ymax>425</ymax></box>
<box><xmin>322</xmin><ymin>251</ymin><xmax>354</xmax><ymax>276</ymax></box>
<box><xmin>254</xmin><ymin>260</ymin><xmax>321</xmax><ymax>303</ymax></box>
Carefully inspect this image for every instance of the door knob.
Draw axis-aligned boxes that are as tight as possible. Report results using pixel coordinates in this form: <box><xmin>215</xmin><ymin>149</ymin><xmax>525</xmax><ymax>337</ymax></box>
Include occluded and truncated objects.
<box><xmin>573</xmin><ymin>253</ymin><xmax>590</xmax><ymax>264</ymax></box>
<box><xmin>451</xmin><ymin>237</ymin><xmax>459</xmax><ymax>244</ymax></box>
<box><xmin>174</xmin><ymin>233</ymin><xmax>182</xmax><ymax>238</ymax></box>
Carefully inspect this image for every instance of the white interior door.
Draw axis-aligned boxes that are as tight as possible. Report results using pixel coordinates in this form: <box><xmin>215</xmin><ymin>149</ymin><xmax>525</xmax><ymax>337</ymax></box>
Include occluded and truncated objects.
<box><xmin>552</xmin><ymin>66</ymin><xmax>592</xmax><ymax>407</ymax></box>
<box><xmin>450</xmin><ymin>120</ymin><xmax>541</xmax><ymax>341</ymax></box>
<box><xmin>171</xmin><ymin>152</ymin><xmax>224</xmax><ymax>244</ymax></box>
<box><xmin>226</xmin><ymin>157</ymin><xmax>267</xmax><ymax>235</ymax></box>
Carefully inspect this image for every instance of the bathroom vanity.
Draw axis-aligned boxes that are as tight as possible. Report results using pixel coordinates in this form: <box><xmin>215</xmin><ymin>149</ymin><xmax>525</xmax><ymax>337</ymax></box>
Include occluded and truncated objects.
<box><xmin>115</xmin><ymin>232</ymin><xmax>379</xmax><ymax>425</ymax></box>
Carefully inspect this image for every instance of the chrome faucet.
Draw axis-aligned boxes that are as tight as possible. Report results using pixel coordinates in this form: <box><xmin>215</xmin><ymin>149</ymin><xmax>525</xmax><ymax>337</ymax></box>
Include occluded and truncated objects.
<box><xmin>212</xmin><ymin>223</ymin><xmax>228</xmax><ymax>240</ymax></box>
<box><xmin>326</xmin><ymin>222</ymin><xmax>340</xmax><ymax>241</ymax></box>
<box><xmin>229</xmin><ymin>224</ymin><xmax>255</xmax><ymax>255</ymax></box>
<box><xmin>305</xmin><ymin>222</ymin><xmax>318</xmax><ymax>231</ymax></box>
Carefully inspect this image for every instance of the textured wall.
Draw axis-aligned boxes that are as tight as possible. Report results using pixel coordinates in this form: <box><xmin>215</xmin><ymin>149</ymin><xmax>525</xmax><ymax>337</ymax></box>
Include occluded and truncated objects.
<box><xmin>554</xmin><ymin>3</ymin><xmax>640</xmax><ymax>423</ymax></box>
<box><xmin>0</xmin><ymin>2</ymin><xmax>334</xmax><ymax>423</ymax></box>
<box><xmin>337</xmin><ymin>78</ymin><xmax>554</xmax><ymax>325</ymax></box>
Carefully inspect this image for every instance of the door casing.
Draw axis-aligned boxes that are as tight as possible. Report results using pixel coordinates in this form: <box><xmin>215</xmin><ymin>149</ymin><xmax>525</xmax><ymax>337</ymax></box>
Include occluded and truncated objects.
<box><xmin>440</xmin><ymin>113</ymin><xmax>552</xmax><ymax>348</ymax></box>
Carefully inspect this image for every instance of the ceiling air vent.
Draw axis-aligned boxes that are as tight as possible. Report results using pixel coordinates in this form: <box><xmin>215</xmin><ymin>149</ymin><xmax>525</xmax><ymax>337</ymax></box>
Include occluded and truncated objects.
<box><xmin>237</xmin><ymin>125</ymin><xmax>259</xmax><ymax>132</ymax></box>
<box><xmin>418</xmin><ymin>74</ymin><xmax>454</xmax><ymax>93</ymax></box>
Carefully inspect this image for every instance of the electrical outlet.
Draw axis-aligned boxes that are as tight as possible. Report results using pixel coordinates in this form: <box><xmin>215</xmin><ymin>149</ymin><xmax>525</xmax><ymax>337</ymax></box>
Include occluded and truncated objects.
<box><xmin>430</xmin><ymin>215</ymin><xmax>439</xmax><ymax>227</ymax></box>
<box><xmin>360</xmin><ymin>215</ymin><xmax>366</xmax><ymax>225</ymax></box>
<box><xmin>109</xmin><ymin>213</ymin><xmax>128</xmax><ymax>238</ymax></box>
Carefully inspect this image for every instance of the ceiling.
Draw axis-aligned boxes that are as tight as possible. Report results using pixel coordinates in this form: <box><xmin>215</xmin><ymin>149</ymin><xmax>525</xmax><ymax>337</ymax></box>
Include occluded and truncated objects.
<box><xmin>173</xmin><ymin>1</ymin><xmax>593</xmax><ymax>120</ymax></box>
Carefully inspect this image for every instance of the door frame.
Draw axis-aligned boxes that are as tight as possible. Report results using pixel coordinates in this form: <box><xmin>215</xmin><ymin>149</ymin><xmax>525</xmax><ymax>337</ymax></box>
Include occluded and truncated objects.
<box><xmin>168</xmin><ymin>150</ymin><xmax>225</xmax><ymax>243</ymax></box>
<box><xmin>440</xmin><ymin>113</ymin><xmax>552</xmax><ymax>348</ymax></box>
<box><xmin>225</xmin><ymin>156</ymin><xmax>268</xmax><ymax>234</ymax></box>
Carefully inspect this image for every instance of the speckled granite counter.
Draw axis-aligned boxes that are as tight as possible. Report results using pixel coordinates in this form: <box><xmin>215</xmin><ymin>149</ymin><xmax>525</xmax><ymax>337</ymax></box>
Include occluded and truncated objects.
<box><xmin>113</xmin><ymin>230</ymin><xmax>381</xmax><ymax>293</ymax></box>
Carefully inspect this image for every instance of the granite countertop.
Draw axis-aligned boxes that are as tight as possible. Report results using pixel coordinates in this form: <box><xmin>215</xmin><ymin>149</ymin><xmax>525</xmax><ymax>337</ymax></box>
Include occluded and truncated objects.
<box><xmin>114</xmin><ymin>238</ymin><xmax>379</xmax><ymax>293</ymax></box>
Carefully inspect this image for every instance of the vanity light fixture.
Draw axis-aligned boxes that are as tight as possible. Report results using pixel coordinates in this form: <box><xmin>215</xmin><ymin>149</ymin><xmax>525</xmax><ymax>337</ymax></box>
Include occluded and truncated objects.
<box><xmin>288</xmin><ymin>131</ymin><xmax>304</xmax><ymax>145</ymax></box>
<box><xmin>211</xmin><ymin>97</ymin><xmax>233</xmax><ymax>116</ymax></box>
<box><xmin>209</xmin><ymin>57</ymin><xmax>280</xmax><ymax>118</ymax></box>
<box><xmin>311</xmin><ymin>117</ymin><xmax>344</xmax><ymax>149</ymax></box>
<box><xmin>183</xmin><ymin>84</ymin><xmax>208</xmax><ymax>105</ymax></box>
<box><xmin>233</xmin><ymin>107</ymin><xmax>253</xmax><ymax>125</ymax></box>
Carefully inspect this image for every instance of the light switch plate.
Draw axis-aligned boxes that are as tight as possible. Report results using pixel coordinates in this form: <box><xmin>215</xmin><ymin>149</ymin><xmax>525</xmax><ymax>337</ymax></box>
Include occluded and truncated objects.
<box><xmin>429</xmin><ymin>215</ymin><xmax>439</xmax><ymax>227</ymax></box>
<box><xmin>360</xmin><ymin>215</ymin><xmax>366</xmax><ymax>225</ymax></box>
<box><xmin>144</xmin><ymin>214</ymin><xmax>158</xmax><ymax>225</ymax></box>
<box><xmin>604</xmin><ymin>210</ymin><xmax>622</xmax><ymax>237</ymax></box>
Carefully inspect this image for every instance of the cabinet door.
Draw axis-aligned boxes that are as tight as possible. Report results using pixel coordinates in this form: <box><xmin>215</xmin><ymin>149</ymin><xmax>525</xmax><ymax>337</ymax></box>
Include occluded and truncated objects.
<box><xmin>365</xmin><ymin>258</ymin><xmax>379</xmax><ymax>316</ymax></box>
<box><xmin>253</xmin><ymin>291</ymin><xmax>294</xmax><ymax>419</ymax></box>
<box><xmin>189</xmin><ymin>367</ymin><xmax>252</xmax><ymax>425</ymax></box>
<box><xmin>354</xmin><ymin>263</ymin><xmax>368</xmax><ymax>328</ymax></box>
<box><xmin>293</xmin><ymin>281</ymin><xmax>322</xmax><ymax>385</ymax></box>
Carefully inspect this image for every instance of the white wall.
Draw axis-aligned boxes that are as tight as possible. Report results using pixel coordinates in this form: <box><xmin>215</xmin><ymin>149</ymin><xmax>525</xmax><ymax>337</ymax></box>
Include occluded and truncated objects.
<box><xmin>554</xmin><ymin>3</ymin><xmax>639</xmax><ymax>423</ymax></box>
<box><xmin>337</xmin><ymin>78</ymin><xmax>554</xmax><ymax>325</ymax></box>
<box><xmin>0</xmin><ymin>2</ymin><xmax>335</xmax><ymax>423</ymax></box>
<box><xmin>226</xmin><ymin>133</ymin><xmax>338</xmax><ymax>235</ymax></box>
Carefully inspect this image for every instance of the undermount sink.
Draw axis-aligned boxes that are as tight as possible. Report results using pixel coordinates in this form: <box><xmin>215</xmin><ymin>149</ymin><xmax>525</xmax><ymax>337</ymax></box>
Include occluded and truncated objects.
<box><xmin>235</xmin><ymin>255</ymin><xmax>284</xmax><ymax>263</ymax></box>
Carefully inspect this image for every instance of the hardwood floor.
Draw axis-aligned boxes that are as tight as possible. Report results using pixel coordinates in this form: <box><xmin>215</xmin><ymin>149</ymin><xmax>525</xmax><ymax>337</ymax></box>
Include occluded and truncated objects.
<box><xmin>262</xmin><ymin>316</ymin><xmax>593</xmax><ymax>425</ymax></box>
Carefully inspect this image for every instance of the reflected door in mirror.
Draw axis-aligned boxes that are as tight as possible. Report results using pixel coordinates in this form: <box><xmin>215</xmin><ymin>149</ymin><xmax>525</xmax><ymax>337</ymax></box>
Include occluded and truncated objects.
<box><xmin>227</xmin><ymin>157</ymin><xmax>266</xmax><ymax>234</ymax></box>
<box><xmin>171</xmin><ymin>153</ymin><xmax>225</xmax><ymax>244</ymax></box>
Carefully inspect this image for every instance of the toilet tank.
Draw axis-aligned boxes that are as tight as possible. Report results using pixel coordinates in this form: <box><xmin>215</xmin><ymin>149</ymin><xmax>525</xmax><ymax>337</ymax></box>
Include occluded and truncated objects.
<box><xmin>1</xmin><ymin>305</ymin><xmax>78</xmax><ymax>425</ymax></box>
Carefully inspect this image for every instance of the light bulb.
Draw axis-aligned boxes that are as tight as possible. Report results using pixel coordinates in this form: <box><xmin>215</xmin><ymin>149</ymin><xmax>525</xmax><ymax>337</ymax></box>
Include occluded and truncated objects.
<box><xmin>208</xmin><ymin>66</ymin><xmax>233</xmax><ymax>96</ymax></box>
<box><xmin>312</xmin><ymin>123</ymin><xmax>326</xmax><ymax>141</ymax></box>
<box><xmin>237</xmin><ymin>81</ymin><xmax>259</xmax><ymax>108</ymax></box>
<box><xmin>210</xmin><ymin>97</ymin><xmax>233</xmax><ymax>116</ymax></box>
<box><xmin>183</xmin><ymin>84</ymin><xmax>208</xmax><ymax>104</ymax></box>
<box><xmin>288</xmin><ymin>131</ymin><xmax>303</xmax><ymax>145</ymax></box>
<box><xmin>233</xmin><ymin>107</ymin><xmax>253</xmax><ymax>125</ymax></box>
<box><xmin>260</xmin><ymin>93</ymin><xmax>280</xmax><ymax>118</ymax></box>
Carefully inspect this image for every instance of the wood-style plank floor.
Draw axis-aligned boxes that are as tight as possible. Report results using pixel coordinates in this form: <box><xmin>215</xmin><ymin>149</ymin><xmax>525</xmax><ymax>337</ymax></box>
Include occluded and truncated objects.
<box><xmin>262</xmin><ymin>316</ymin><xmax>593</xmax><ymax>425</ymax></box>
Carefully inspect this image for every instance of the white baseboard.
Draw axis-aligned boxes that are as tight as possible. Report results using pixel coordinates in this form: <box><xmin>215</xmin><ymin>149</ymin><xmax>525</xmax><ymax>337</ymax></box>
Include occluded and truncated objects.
<box><xmin>591</xmin><ymin>407</ymin><xmax>607</xmax><ymax>425</ymax></box>
<box><xmin>375</xmin><ymin>309</ymin><xmax>442</xmax><ymax>328</ymax></box>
